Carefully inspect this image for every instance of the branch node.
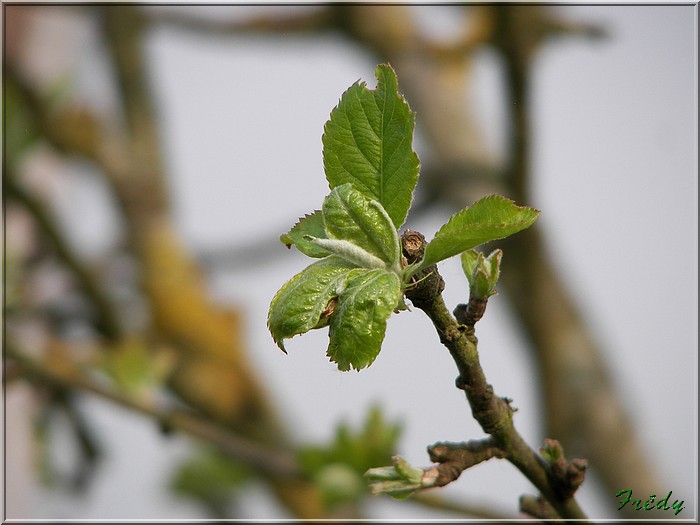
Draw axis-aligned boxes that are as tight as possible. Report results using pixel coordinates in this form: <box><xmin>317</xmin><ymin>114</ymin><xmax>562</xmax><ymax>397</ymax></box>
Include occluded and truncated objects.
<box><xmin>401</xmin><ymin>230</ymin><xmax>445</xmax><ymax>309</ymax></box>
<box><xmin>455</xmin><ymin>375</ymin><xmax>468</xmax><ymax>391</ymax></box>
<box><xmin>541</xmin><ymin>438</ymin><xmax>588</xmax><ymax>499</ymax></box>
<box><xmin>454</xmin><ymin>298</ymin><xmax>488</xmax><ymax>326</ymax></box>
<box><xmin>502</xmin><ymin>396</ymin><xmax>517</xmax><ymax>413</ymax></box>
<box><xmin>425</xmin><ymin>438</ymin><xmax>506</xmax><ymax>488</ymax></box>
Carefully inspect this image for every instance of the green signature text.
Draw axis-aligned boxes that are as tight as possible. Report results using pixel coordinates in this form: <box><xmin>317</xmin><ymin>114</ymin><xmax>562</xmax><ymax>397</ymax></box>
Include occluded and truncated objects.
<box><xmin>616</xmin><ymin>489</ymin><xmax>685</xmax><ymax>515</ymax></box>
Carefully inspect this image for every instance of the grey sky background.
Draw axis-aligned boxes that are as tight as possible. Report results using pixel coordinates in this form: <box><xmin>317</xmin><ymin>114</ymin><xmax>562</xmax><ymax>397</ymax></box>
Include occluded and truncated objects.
<box><xmin>5</xmin><ymin>4</ymin><xmax>697</xmax><ymax>520</ymax></box>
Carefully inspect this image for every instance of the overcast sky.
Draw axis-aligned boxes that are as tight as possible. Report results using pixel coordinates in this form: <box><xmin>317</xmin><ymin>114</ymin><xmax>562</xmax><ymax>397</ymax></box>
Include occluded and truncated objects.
<box><xmin>6</xmin><ymin>4</ymin><xmax>697</xmax><ymax>520</ymax></box>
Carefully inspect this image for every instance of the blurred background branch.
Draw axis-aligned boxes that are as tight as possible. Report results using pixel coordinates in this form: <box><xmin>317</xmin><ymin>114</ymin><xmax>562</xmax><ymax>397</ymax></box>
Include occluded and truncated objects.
<box><xmin>4</xmin><ymin>3</ymin><xmax>694</xmax><ymax>521</ymax></box>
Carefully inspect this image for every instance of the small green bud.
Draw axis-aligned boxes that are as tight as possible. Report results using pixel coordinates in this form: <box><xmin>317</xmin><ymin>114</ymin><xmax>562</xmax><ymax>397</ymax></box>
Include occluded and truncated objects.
<box><xmin>364</xmin><ymin>465</ymin><xmax>403</xmax><ymax>482</ymax></box>
<box><xmin>460</xmin><ymin>249</ymin><xmax>481</xmax><ymax>280</ymax></box>
<box><xmin>369</xmin><ymin>479</ymin><xmax>421</xmax><ymax>499</ymax></box>
<box><xmin>392</xmin><ymin>455</ymin><xmax>424</xmax><ymax>485</ymax></box>
<box><xmin>460</xmin><ymin>249</ymin><xmax>502</xmax><ymax>300</ymax></box>
<box><xmin>364</xmin><ymin>455</ymin><xmax>424</xmax><ymax>499</ymax></box>
<box><xmin>540</xmin><ymin>438</ymin><xmax>565</xmax><ymax>462</ymax></box>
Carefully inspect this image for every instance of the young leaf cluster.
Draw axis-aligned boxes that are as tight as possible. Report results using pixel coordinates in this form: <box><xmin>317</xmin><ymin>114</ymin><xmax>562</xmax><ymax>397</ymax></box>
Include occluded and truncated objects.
<box><xmin>364</xmin><ymin>455</ymin><xmax>425</xmax><ymax>499</ymax></box>
<box><xmin>461</xmin><ymin>249</ymin><xmax>503</xmax><ymax>300</ymax></box>
<box><xmin>268</xmin><ymin>64</ymin><xmax>539</xmax><ymax>371</ymax></box>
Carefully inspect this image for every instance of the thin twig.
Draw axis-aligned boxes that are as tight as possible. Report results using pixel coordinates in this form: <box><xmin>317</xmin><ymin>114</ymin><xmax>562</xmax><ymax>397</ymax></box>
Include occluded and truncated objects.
<box><xmin>146</xmin><ymin>5</ymin><xmax>331</xmax><ymax>36</ymax></box>
<box><xmin>426</xmin><ymin>437</ymin><xmax>506</xmax><ymax>487</ymax></box>
<box><xmin>410</xmin><ymin>492</ymin><xmax>518</xmax><ymax>520</ymax></box>
<box><xmin>520</xmin><ymin>494</ymin><xmax>561</xmax><ymax>521</ymax></box>
<box><xmin>7</xmin><ymin>343</ymin><xmax>515</xmax><ymax>520</ymax></box>
<box><xmin>5</xmin><ymin>173</ymin><xmax>122</xmax><ymax>341</ymax></box>
<box><xmin>6</xmin><ymin>343</ymin><xmax>303</xmax><ymax>480</ymax></box>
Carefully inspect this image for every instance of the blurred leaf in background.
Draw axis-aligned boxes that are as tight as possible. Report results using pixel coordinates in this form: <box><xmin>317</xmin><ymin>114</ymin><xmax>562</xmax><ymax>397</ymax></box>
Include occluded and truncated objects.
<box><xmin>170</xmin><ymin>446</ymin><xmax>255</xmax><ymax>518</ymax></box>
<box><xmin>298</xmin><ymin>406</ymin><xmax>402</xmax><ymax>510</ymax></box>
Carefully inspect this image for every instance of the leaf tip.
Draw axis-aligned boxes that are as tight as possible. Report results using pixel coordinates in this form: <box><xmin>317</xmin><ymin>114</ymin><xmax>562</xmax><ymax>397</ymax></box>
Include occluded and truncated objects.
<box><xmin>271</xmin><ymin>332</ymin><xmax>288</xmax><ymax>354</ymax></box>
<box><xmin>375</xmin><ymin>62</ymin><xmax>398</xmax><ymax>81</ymax></box>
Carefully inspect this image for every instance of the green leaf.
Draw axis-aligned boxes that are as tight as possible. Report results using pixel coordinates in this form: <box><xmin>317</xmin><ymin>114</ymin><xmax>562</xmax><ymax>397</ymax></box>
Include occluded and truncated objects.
<box><xmin>418</xmin><ymin>195</ymin><xmax>539</xmax><ymax>270</ymax></box>
<box><xmin>305</xmin><ymin>238</ymin><xmax>386</xmax><ymax>272</ymax></box>
<box><xmin>279</xmin><ymin>210</ymin><xmax>331</xmax><ymax>258</ymax></box>
<box><xmin>170</xmin><ymin>446</ymin><xmax>252</xmax><ymax>514</ymax></box>
<box><xmin>322</xmin><ymin>64</ymin><xmax>420</xmax><ymax>229</ymax></box>
<box><xmin>101</xmin><ymin>340</ymin><xmax>175</xmax><ymax>397</ymax></box>
<box><xmin>267</xmin><ymin>256</ymin><xmax>356</xmax><ymax>351</ymax></box>
<box><xmin>460</xmin><ymin>249</ymin><xmax>481</xmax><ymax>281</ymax></box>
<box><xmin>327</xmin><ymin>268</ymin><xmax>401</xmax><ymax>371</ymax></box>
<box><xmin>320</xmin><ymin>184</ymin><xmax>401</xmax><ymax>272</ymax></box>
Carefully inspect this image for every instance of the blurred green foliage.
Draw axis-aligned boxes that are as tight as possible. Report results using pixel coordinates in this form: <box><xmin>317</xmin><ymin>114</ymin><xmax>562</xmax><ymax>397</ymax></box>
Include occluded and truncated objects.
<box><xmin>170</xmin><ymin>446</ymin><xmax>254</xmax><ymax>518</ymax></box>
<box><xmin>298</xmin><ymin>405</ymin><xmax>402</xmax><ymax>509</ymax></box>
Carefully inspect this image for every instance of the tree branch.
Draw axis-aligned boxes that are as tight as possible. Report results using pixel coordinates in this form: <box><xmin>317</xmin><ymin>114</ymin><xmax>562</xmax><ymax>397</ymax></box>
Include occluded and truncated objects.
<box><xmin>145</xmin><ymin>5</ymin><xmax>331</xmax><ymax>36</ymax></box>
<box><xmin>5</xmin><ymin>172</ymin><xmax>122</xmax><ymax>341</ymax></box>
<box><xmin>491</xmin><ymin>7</ymin><xmax>661</xmax><ymax>513</ymax></box>
<box><xmin>7</xmin><ymin>342</ymin><xmax>516</xmax><ymax>520</ymax></box>
<box><xmin>520</xmin><ymin>494</ymin><xmax>561</xmax><ymax>521</ymax></box>
<box><xmin>425</xmin><ymin>438</ymin><xmax>506</xmax><ymax>488</ymax></box>
<box><xmin>8</xmin><ymin>11</ymin><xmax>322</xmax><ymax>515</ymax></box>
<box><xmin>409</xmin><ymin>492</ymin><xmax>517</xmax><ymax>521</ymax></box>
<box><xmin>402</xmin><ymin>232</ymin><xmax>587</xmax><ymax>521</ymax></box>
<box><xmin>345</xmin><ymin>5</ymin><xmax>655</xmax><ymax>514</ymax></box>
<box><xmin>6</xmin><ymin>343</ymin><xmax>303</xmax><ymax>480</ymax></box>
